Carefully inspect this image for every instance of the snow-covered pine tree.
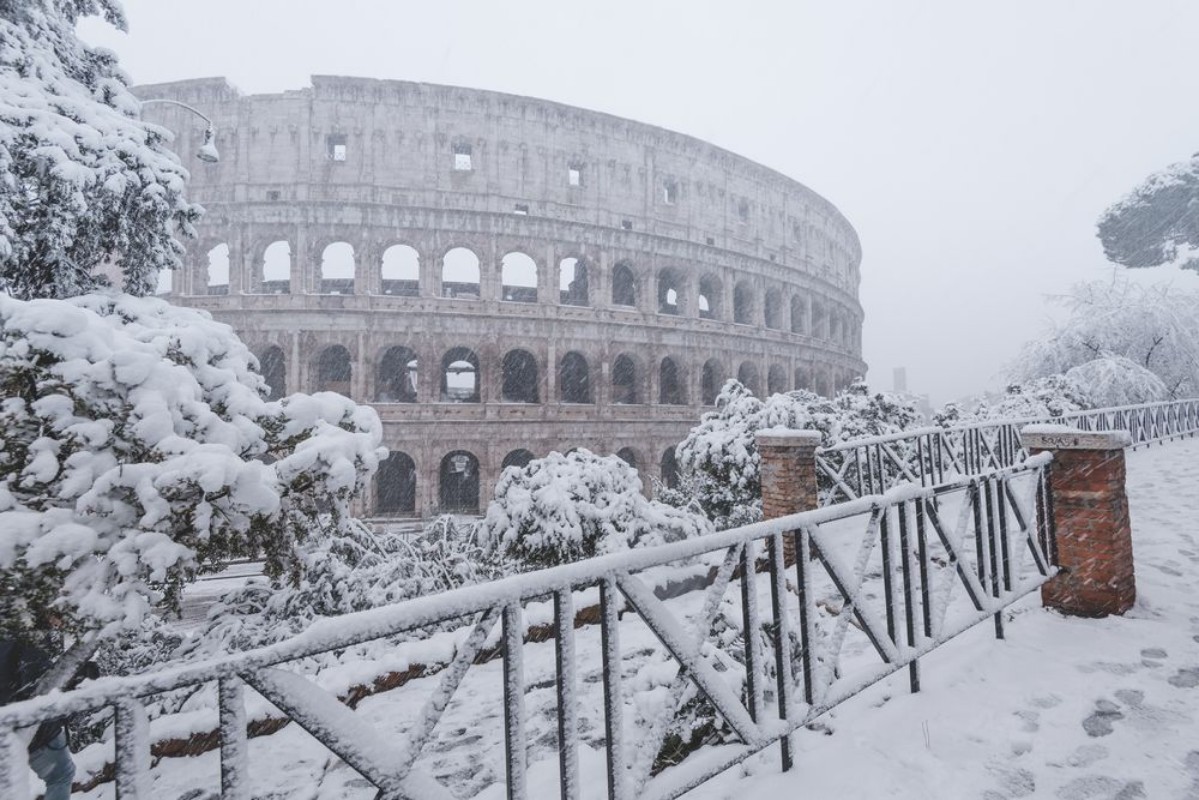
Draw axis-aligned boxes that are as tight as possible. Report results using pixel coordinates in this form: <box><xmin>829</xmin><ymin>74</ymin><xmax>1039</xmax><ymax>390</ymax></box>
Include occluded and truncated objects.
<box><xmin>1097</xmin><ymin>153</ymin><xmax>1199</xmax><ymax>271</ymax></box>
<box><xmin>0</xmin><ymin>0</ymin><xmax>201</xmax><ymax>299</ymax></box>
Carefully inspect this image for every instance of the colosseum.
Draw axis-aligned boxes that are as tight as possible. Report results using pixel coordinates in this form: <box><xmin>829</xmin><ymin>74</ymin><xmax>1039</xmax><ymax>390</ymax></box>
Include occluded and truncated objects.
<box><xmin>137</xmin><ymin>76</ymin><xmax>867</xmax><ymax>519</ymax></box>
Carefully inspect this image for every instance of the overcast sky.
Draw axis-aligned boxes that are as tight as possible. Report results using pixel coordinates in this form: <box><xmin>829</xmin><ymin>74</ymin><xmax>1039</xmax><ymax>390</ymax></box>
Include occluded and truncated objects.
<box><xmin>80</xmin><ymin>0</ymin><xmax>1199</xmax><ymax>404</ymax></box>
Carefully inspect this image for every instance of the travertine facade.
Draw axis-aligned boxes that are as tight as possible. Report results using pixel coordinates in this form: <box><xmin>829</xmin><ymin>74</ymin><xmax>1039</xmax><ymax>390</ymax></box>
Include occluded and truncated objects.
<box><xmin>138</xmin><ymin>76</ymin><xmax>867</xmax><ymax>518</ymax></box>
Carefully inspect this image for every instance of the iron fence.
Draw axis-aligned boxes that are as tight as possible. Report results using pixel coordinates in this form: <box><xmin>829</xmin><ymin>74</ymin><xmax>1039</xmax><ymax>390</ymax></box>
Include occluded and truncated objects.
<box><xmin>816</xmin><ymin>396</ymin><xmax>1199</xmax><ymax>505</ymax></box>
<box><xmin>1</xmin><ymin>458</ymin><xmax>1055</xmax><ymax>800</ymax></box>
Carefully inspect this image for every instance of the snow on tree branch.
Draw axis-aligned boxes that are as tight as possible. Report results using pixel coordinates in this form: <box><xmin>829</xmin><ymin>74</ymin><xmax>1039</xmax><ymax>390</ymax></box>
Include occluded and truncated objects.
<box><xmin>1098</xmin><ymin>153</ymin><xmax>1199</xmax><ymax>271</ymax></box>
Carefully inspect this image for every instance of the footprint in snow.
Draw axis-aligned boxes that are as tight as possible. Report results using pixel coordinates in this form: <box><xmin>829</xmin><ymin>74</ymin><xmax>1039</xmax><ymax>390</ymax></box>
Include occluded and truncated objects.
<box><xmin>1168</xmin><ymin>667</ymin><xmax>1199</xmax><ymax>689</ymax></box>
<box><xmin>1055</xmin><ymin>775</ymin><xmax>1145</xmax><ymax>800</ymax></box>
<box><xmin>1082</xmin><ymin>699</ymin><xmax>1124</xmax><ymax>738</ymax></box>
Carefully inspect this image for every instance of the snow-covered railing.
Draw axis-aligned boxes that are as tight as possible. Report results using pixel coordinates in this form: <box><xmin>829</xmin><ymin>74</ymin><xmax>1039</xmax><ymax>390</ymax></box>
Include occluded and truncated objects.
<box><xmin>816</xmin><ymin>396</ymin><xmax>1199</xmax><ymax>505</ymax></box>
<box><xmin>0</xmin><ymin>460</ymin><xmax>1055</xmax><ymax>800</ymax></box>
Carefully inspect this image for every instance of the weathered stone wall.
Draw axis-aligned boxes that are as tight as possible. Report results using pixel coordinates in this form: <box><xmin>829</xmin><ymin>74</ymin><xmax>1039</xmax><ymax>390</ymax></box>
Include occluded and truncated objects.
<box><xmin>137</xmin><ymin>76</ymin><xmax>868</xmax><ymax>518</ymax></box>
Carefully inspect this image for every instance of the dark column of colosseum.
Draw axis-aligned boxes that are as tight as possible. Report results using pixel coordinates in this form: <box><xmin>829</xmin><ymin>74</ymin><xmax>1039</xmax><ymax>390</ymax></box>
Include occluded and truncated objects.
<box><xmin>138</xmin><ymin>76</ymin><xmax>867</xmax><ymax>519</ymax></box>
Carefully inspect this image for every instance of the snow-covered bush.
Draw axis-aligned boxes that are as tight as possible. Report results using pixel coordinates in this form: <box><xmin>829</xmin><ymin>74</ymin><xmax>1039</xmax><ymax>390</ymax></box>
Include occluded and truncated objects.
<box><xmin>480</xmin><ymin>449</ymin><xmax>713</xmax><ymax>569</ymax></box>
<box><xmin>1064</xmin><ymin>356</ymin><xmax>1167</xmax><ymax>407</ymax></box>
<box><xmin>0</xmin><ymin>0</ymin><xmax>201</xmax><ymax>299</ymax></box>
<box><xmin>0</xmin><ymin>293</ymin><xmax>383</xmax><ymax>646</ymax></box>
<box><xmin>1008</xmin><ymin>278</ymin><xmax>1199</xmax><ymax>398</ymax></box>
<box><xmin>672</xmin><ymin>380</ymin><xmax>919</xmax><ymax>529</ymax></box>
<box><xmin>935</xmin><ymin>374</ymin><xmax>1092</xmax><ymax>426</ymax></box>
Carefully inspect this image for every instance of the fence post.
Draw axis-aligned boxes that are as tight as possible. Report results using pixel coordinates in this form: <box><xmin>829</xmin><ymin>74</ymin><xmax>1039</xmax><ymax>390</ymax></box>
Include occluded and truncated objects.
<box><xmin>1020</xmin><ymin>425</ymin><xmax>1135</xmax><ymax>617</ymax></box>
<box><xmin>756</xmin><ymin>429</ymin><xmax>823</xmax><ymax>565</ymax></box>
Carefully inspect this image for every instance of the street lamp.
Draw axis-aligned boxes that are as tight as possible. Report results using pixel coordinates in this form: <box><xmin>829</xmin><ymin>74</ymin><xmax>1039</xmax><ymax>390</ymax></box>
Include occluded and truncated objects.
<box><xmin>139</xmin><ymin>98</ymin><xmax>220</xmax><ymax>163</ymax></box>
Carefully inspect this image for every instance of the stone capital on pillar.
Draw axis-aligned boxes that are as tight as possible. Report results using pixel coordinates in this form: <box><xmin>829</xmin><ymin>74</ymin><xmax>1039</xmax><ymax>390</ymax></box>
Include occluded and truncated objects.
<box><xmin>1020</xmin><ymin>425</ymin><xmax>1135</xmax><ymax>617</ymax></box>
<box><xmin>755</xmin><ymin>427</ymin><xmax>822</xmax><ymax>565</ymax></box>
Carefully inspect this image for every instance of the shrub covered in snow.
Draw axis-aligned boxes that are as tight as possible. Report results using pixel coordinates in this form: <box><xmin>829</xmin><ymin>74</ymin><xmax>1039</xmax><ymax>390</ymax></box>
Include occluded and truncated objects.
<box><xmin>480</xmin><ymin>448</ymin><xmax>713</xmax><ymax>569</ymax></box>
<box><xmin>0</xmin><ymin>293</ymin><xmax>383</xmax><ymax>647</ymax></box>
<box><xmin>671</xmin><ymin>380</ymin><xmax>919</xmax><ymax>529</ymax></box>
<box><xmin>0</xmin><ymin>0</ymin><xmax>201</xmax><ymax>299</ymax></box>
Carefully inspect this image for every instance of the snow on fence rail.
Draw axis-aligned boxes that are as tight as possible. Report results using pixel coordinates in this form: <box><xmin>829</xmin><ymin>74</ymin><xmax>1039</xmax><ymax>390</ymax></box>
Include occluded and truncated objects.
<box><xmin>817</xmin><ymin>396</ymin><xmax>1199</xmax><ymax>505</ymax></box>
<box><xmin>0</xmin><ymin>458</ymin><xmax>1056</xmax><ymax>800</ymax></box>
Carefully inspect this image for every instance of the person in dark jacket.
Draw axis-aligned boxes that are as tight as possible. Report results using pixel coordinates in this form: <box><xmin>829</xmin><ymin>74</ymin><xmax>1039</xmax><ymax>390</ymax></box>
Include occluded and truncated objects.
<box><xmin>0</xmin><ymin>635</ymin><xmax>76</xmax><ymax>800</ymax></box>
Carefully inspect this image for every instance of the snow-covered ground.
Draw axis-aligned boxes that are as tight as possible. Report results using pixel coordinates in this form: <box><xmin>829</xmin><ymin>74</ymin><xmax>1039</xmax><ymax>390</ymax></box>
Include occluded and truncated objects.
<box><xmin>68</xmin><ymin>438</ymin><xmax>1199</xmax><ymax>799</ymax></box>
<box><xmin>692</xmin><ymin>437</ymin><xmax>1199</xmax><ymax>800</ymax></box>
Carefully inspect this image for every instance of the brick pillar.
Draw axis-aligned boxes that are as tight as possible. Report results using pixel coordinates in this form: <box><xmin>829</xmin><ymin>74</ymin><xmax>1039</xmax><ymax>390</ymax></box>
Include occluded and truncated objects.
<box><xmin>755</xmin><ymin>429</ymin><xmax>822</xmax><ymax>565</ymax></box>
<box><xmin>1020</xmin><ymin>426</ymin><xmax>1135</xmax><ymax>617</ymax></box>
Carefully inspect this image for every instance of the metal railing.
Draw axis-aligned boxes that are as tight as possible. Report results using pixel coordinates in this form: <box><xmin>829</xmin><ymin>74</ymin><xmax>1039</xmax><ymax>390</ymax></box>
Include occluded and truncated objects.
<box><xmin>816</xmin><ymin>397</ymin><xmax>1199</xmax><ymax>506</ymax></box>
<box><xmin>0</xmin><ymin>458</ymin><xmax>1055</xmax><ymax>800</ymax></box>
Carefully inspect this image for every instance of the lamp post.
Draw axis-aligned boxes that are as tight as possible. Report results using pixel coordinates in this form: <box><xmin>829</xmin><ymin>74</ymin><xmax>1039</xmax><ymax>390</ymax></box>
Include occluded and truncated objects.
<box><xmin>140</xmin><ymin>98</ymin><xmax>220</xmax><ymax>163</ymax></box>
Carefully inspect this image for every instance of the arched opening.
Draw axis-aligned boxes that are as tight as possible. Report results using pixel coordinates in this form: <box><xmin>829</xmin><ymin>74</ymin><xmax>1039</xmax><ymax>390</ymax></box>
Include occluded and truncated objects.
<box><xmin>698</xmin><ymin>275</ymin><xmax>721</xmax><ymax>320</ymax></box>
<box><xmin>260</xmin><ymin>241</ymin><xmax>291</xmax><ymax>294</ymax></box>
<box><xmin>258</xmin><ymin>346</ymin><xmax>286</xmax><ymax>400</ymax></box>
<box><xmin>830</xmin><ymin>313</ymin><xmax>842</xmax><ymax>346</ymax></box>
<box><xmin>701</xmin><ymin>358</ymin><xmax>724</xmax><ymax>405</ymax></box>
<box><xmin>442</xmin><ymin>247</ymin><xmax>481</xmax><ymax>298</ymax></box>
<box><xmin>439</xmin><ymin>450</ymin><xmax>480</xmax><ymax>513</ymax></box>
<box><xmin>733</xmin><ymin>281</ymin><xmax>754</xmax><ymax>325</ymax></box>
<box><xmin>790</xmin><ymin>295</ymin><xmax>806</xmax><ymax>334</ymax></box>
<box><xmin>794</xmin><ymin>367</ymin><xmax>811</xmax><ymax>392</ymax></box>
<box><xmin>768</xmin><ymin>364</ymin><xmax>788</xmax><ymax>396</ymax></box>
<box><xmin>616</xmin><ymin>448</ymin><xmax>638</xmax><ymax>470</ymax></box>
<box><xmin>659</xmin><ymin>357</ymin><xmax>686</xmax><ymax>405</ymax></box>
<box><xmin>381</xmin><ymin>244</ymin><xmax>420</xmax><ymax>297</ymax></box>
<box><xmin>657</xmin><ymin>268</ymin><xmax>681</xmax><ymax>315</ymax></box>
<box><xmin>559</xmin><ymin>257</ymin><xmax>589</xmax><ymax>306</ymax></box>
<box><xmin>559</xmin><ymin>351</ymin><xmax>592</xmax><ymax>403</ymax></box>
<box><xmin>501</xmin><ymin>252</ymin><xmax>538</xmax><ymax>303</ymax></box>
<box><xmin>320</xmin><ymin>242</ymin><xmax>355</xmax><ymax>294</ymax></box>
<box><xmin>812</xmin><ymin>303</ymin><xmax>827</xmax><ymax>340</ymax></box>
<box><xmin>441</xmin><ymin>348</ymin><xmax>480</xmax><ymax>403</ymax></box>
<box><xmin>502</xmin><ymin>449</ymin><xmax>535</xmax><ymax>472</ymax></box>
<box><xmin>612</xmin><ymin>354</ymin><xmax>639</xmax><ymax>405</ymax></box>
<box><xmin>376</xmin><ymin>346</ymin><xmax>418</xmax><ymax>403</ymax></box>
<box><xmin>660</xmin><ymin>447</ymin><xmax>680</xmax><ymax>490</ymax></box>
<box><xmin>316</xmin><ymin>345</ymin><xmax>352</xmax><ymax>396</ymax></box>
<box><xmin>501</xmin><ymin>349</ymin><xmax>540</xmax><ymax>403</ymax></box>
<box><xmin>612</xmin><ymin>261</ymin><xmax>637</xmax><ymax>307</ymax></box>
<box><xmin>737</xmin><ymin>361</ymin><xmax>761</xmax><ymax>396</ymax></box>
<box><xmin>206</xmin><ymin>243</ymin><xmax>230</xmax><ymax>296</ymax></box>
<box><xmin>376</xmin><ymin>452</ymin><xmax>416</xmax><ymax>514</ymax></box>
<box><xmin>764</xmin><ymin>292</ymin><xmax>782</xmax><ymax>330</ymax></box>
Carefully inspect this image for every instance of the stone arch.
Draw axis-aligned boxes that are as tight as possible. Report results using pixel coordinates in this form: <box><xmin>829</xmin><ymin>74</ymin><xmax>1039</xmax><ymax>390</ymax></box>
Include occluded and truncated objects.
<box><xmin>794</xmin><ymin>366</ymin><xmax>812</xmax><ymax>392</ymax></box>
<box><xmin>657</xmin><ymin>267</ymin><xmax>682</xmax><ymax>315</ymax></box>
<box><xmin>764</xmin><ymin>291</ymin><xmax>783</xmax><ymax>330</ymax></box>
<box><xmin>316</xmin><ymin>345</ymin><xmax>352</xmax><ymax>396</ymax></box>
<box><xmin>767</xmin><ymin>363</ymin><xmax>788</xmax><ymax>396</ymax></box>
<box><xmin>812</xmin><ymin>301</ymin><xmax>828</xmax><ymax>340</ymax></box>
<box><xmin>206</xmin><ymin>243</ymin><xmax>230</xmax><ymax>295</ymax></box>
<box><xmin>612</xmin><ymin>261</ymin><xmax>637</xmax><ymax>307</ymax></box>
<box><xmin>439</xmin><ymin>450</ymin><xmax>480</xmax><ymax>513</ymax></box>
<box><xmin>377</xmin><ymin>346</ymin><xmax>418</xmax><ymax>403</ymax></box>
<box><xmin>376</xmin><ymin>451</ymin><xmax>417</xmax><ymax>514</ymax></box>
<box><xmin>258</xmin><ymin>345</ymin><xmax>286</xmax><ymax>400</ymax></box>
<box><xmin>559</xmin><ymin>351</ymin><xmax>592</xmax><ymax>403</ymax></box>
<box><xmin>733</xmin><ymin>280</ymin><xmax>755</xmax><ymax>325</ymax></box>
<box><xmin>442</xmin><ymin>246</ymin><xmax>481</xmax><ymax>298</ymax></box>
<box><xmin>612</xmin><ymin>353</ymin><xmax>645</xmax><ymax>405</ymax></box>
<box><xmin>659</xmin><ymin>356</ymin><xmax>687</xmax><ymax>405</ymax></box>
<box><xmin>441</xmin><ymin>347</ymin><xmax>480</xmax><ymax>403</ymax></box>
<box><xmin>381</xmin><ymin>244</ymin><xmax>420</xmax><ymax>297</ymax></box>
<box><xmin>501</xmin><ymin>251</ymin><xmax>538</xmax><ymax>303</ymax></box>
<box><xmin>790</xmin><ymin>294</ymin><xmax>807</xmax><ymax>334</ymax></box>
<box><xmin>616</xmin><ymin>447</ymin><xmax>638</xmax><ymax>469</ymax></box>
<box><xmin>501</xmin><ymin>349</ymin><xmax>540</xmax><ymax>403</ymax></box>
<box><xmin>737</xmin><ymin>361</ymin><xmax>761</xmax><ymax>396</ymax></box>
<box><xmin>559</xmin><ymin>256</ymin><xmax>590</xmax><ymax>306</ymax></box>
<box><xmin>261</xmin><ymin>240</ymin><xmax>291</xmax><ymax>294</ymax></box>
<box><xmin>502</xmin><ymin>449</ymin><xmax>536</xmax><ymax>471</ymax></box>
<box><xmin>660</xmin><ymin>447</ymin><xmax>680</xmax><ymax>490</ymax></box>
<box><xmin>698</xmin><ymin>274</ymin><xmax>722</xmax><ymax>320</ymax></box>
<box><xmin>320</xmin><ymin>242</ymin><xmax>355</xmax><ymax>294</ymax></box>
<box><xmin>701</xmin><ymin>358</ymin><xmax>725</xmax><ymax>405</ymax></box>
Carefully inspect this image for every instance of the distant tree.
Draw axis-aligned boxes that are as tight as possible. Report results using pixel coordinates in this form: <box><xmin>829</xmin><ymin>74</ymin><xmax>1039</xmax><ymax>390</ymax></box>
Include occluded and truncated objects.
<box><xmin>480</xmin><ymin>449</ymin><xmax>712</xmax><ymax>569</ymax></box>
<box><xmin>0</xmin><ymin>294</ymin><xmax>382</xmax><ymax>687</ymax></box>
<box><xmin>1007</xmin><ymin>278</ymin><xmax>1199</xmax><ymax>398</ymax></box>
<box><xmin>0</xmin><ymin>0</ymin><xmax>200</xmax><ymax>299</ymax></box>
<box><xmin>1097</xmin><ymin>154</ymin><xmax>1199</xmax><ymax>270</ymax></box>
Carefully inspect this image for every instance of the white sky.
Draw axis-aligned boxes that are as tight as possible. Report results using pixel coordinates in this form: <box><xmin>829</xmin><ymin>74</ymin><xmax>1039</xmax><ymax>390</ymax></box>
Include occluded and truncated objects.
<box><xmin>80</xmin><ymin>0</ymin><xmax>1199</xmax><ymax>404</ymax></box>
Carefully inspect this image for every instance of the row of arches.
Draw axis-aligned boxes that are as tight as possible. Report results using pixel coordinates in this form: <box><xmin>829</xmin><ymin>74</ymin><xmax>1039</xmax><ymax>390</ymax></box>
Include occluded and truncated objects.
<box><xmin>179</xmin><ymin>241</ymin><xmax>857</xmax><ymax>347</ymax></box>
<box><xmin>375</xmin><ymin>446</ymin><xmax>681</xmax><ymax>515</ymax></box>
<box><xmin>259</xmin><ymin>344</ymin><xmax>850</xmax><ymax>406</ymax></box>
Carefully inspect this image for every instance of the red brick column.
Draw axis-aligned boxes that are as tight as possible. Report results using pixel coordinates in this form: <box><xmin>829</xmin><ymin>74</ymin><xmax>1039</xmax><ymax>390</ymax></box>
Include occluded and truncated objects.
<box><xmin>756</xmin><ymin>429</ymin><xmax>822</xmax><ymax>565</ymax></box>
<box><xmin>1020</xmin><ymin>426</ymin><xmax>1135</xmax><ymax>617</ymax></box>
